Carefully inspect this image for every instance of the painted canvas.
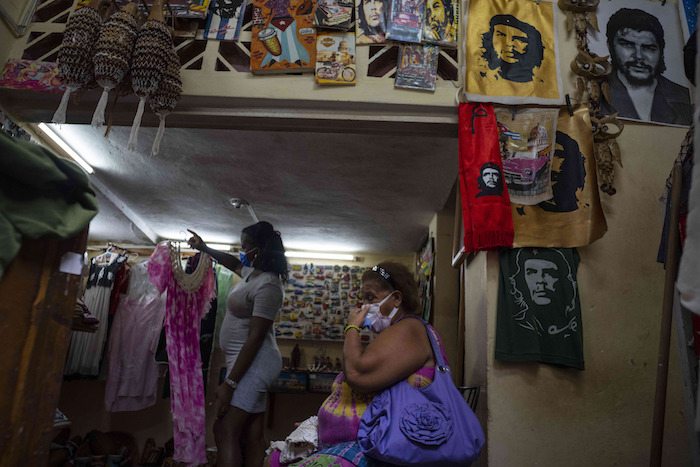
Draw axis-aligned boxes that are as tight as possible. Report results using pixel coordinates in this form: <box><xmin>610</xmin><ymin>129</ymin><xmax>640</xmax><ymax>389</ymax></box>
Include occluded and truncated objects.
<box><xmin>316</xmin><ymin>32</ymin><xmax>356</xmax><ymax>84</ymax></box>
<box><xmin>588</xmin><ymin>0</ymin><xmax>692</xmax><ymax>127</ymax></box>
<box><xmin>251</xmin><ymin>0</ymin><xmax>317</xmax><ymax>73</ymax></box>
<box><xmin>204</xmin><ymin>0</ymin><xmax>248</xmax><ymax>40</ymax></box>
<box><xmin>314</xmin><ymin>0</ymin><xmax>353</xmax><ymax>30</ymax></box>
<box><xmin>356</xmin><ymin>0</ymin><xmax>389</xmax><ymax>44</ymax></box>
<box><xmin>422</xmin><ymin>0</ymin><xmax>458</xmax><ymax>47</ymax></box>
<box><xmin>395</xmin><ymin>43</ymin><xmax>439</xmax><ymax>91</ymax></box>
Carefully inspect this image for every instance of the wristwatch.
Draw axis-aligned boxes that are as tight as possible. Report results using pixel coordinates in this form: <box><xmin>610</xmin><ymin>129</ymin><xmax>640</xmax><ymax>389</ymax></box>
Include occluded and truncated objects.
<box><xmin>225</xmin><ymin>377</ymin><xmax>238</xmax><ymax>389</ymax></box>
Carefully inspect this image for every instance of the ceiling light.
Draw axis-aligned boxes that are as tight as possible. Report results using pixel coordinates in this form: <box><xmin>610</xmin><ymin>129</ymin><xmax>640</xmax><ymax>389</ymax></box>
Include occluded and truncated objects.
<box><xmin>177</xmin><ymin>242</ymin><xmax>232</xmax><ymax>251</ymax></box>
<box><xmin>38</xmin><ymin>122</ymin><xmax>94</xmax><ymax>174</ymax></box>
<box><xmin>230</xmin><ymin>198</ymin><xmax>259</xmax><ymax>223</ymax></box>
<box><xmin>285</xmin><ymin>251</ymin><xmax>356</xmax><ymax>261</ymax></box>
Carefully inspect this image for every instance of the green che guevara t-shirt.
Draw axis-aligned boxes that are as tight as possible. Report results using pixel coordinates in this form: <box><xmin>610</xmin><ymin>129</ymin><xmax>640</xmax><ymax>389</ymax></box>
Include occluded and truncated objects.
<box><xmin>495</xmin><ymin>247</ymin><xmax>584</xmax><ymax>370</ymax></box>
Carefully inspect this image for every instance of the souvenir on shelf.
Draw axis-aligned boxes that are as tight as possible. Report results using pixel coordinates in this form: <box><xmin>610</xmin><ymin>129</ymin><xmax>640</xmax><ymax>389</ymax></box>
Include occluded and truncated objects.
<box><xmin>386</xmin><ymin>0</ymin><xmax>426</xmax><ymax>43</ymax></box>
<box><xmin>276</xmin><ymin>263</ymin><xmax>369</xmax><ymax>342</ymax></box>
<box><xmin>421</xmin><ymin>0</ymin><xmax>457</xmax><ymax>47</ymax></box>
<box><xmin>494</xmin><ymin>107</ymin><xmax>559</xmax><ymax>205</ymax></box>
<box><xmin>314</xmin><ymin>0</ymin><xmax>353</xmax><ymax>30</ymax></box>
<box><xmin>394</xmin><ymin>43</ymin><xmax>438</xmax><ymax>91</ymax></box>
<box><xmin>52</xmin><ymin>0</ymin><xmax>104</xmax><ymax>124</ymax></box>
<box><xmin>204</xmin><ymin>0</ymin><xmax>248</xmax><ymax>40</ymax></box>
<box><xmin>355</xmin><ymin>0</ymin><xmax>388</xmax><ymax>44</ymax></box>
<box><xmin>128</xmin><ymin>0</ymin><xmax>171</xmax><ymax>150</ymax></box>
<box><xmin>315</xmin><ymin>32</ymin><xmax>356</xmax><ymax>85</ymax></box>
<box><xmin>250</xmin><ymin>0</ymin><xmax>317</xmax><ymax>73</ymax></box>
<box><xmin>91</xmin><ymin>3</ymin><xmax>139</xmax><ymax>127</ymax></box>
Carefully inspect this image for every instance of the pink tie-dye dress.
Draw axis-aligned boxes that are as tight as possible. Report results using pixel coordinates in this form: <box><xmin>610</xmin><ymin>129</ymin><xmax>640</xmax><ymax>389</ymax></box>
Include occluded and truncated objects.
<box><xmin>148</xmin><ymin>241</ymin><xmax>216</xmax><ymax>466</ymax></box>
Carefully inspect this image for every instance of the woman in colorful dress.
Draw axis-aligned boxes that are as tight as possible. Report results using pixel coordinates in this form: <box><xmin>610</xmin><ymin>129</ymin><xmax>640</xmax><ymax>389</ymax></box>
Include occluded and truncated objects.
<box><xmin>269</xmin><ymin>261</ymin><xmax>449</xmax><ymax>467</ymax></box>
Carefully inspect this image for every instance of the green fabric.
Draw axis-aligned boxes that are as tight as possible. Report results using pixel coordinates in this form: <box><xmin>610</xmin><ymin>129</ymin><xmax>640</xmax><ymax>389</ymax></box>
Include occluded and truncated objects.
<box><xmin>495</xmin><ymin>247</ymin><xmax>584</xmax><ymax>370</ymax></box>
<box><xmin>213</xmin><ymin>264</ymin><xmax>238</xmax><ymax>348</ymax></box>
<box><xmin>0</xmin><ymin>131</ymin><xmax>98</xmax><ymax>279</ymax></box>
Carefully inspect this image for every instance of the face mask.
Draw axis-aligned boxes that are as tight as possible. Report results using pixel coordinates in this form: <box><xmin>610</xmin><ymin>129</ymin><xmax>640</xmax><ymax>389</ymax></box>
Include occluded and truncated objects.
<box><xmin>239</xmin><ymin>248</ymin><xmax>257</xmax><ymax>267</ymax></box>
<box><xmin>364</xmin><ymin>292</ymin><xmax>399</xmax><ymax>334</ymax></box>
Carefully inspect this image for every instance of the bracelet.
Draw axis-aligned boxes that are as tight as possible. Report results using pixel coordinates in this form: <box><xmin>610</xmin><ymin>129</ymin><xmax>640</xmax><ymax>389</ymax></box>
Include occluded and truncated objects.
<box><xmin>344</xmin><ymin>325</ymin><xmax>362</xmax><ymax>335</ymax></box>
<box><xmin>225</xmin><ymin>377</ymin><xmax>238</xmax><ymax>389</ymax></box>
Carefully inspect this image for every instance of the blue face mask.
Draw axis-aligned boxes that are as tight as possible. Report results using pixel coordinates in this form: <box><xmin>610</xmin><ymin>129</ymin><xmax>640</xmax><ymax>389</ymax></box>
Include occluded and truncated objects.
<box><xmin>239</xmin><ymin>248</ymin><xmax>257</xmax><ymax>267</ymax></box>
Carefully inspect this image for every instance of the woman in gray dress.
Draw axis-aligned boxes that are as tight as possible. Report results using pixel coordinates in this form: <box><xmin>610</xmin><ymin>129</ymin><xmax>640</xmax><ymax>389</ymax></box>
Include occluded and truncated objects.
<box><xmin>188</xmin><ymin>221</ymin><xmax>288</xmax><ymax>467</ymax></box>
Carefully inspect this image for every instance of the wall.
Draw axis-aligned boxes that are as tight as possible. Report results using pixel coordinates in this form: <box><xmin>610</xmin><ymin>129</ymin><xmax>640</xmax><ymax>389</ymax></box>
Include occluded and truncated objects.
<box><xmin>463</xmin><ymin>6</ymin><xmax>694</xmax><ymax>464</ymax></box>
<box><xmin>428</xmin><ymin>189</ymin><xmax>461</xmax><ymax>382</ymax></box>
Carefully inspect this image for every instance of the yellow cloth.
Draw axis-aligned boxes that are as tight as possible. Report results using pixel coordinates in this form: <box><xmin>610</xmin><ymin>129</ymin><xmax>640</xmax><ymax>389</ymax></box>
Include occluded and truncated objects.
<box><xmin>511</xmin><ymin>105</ymin><xmax>607</xmax><ymax>247</ymax></box>
<box><xmin>464</xmin><ymin>0</ymin><xmax>563</xmax><ymax>105</ymax></box>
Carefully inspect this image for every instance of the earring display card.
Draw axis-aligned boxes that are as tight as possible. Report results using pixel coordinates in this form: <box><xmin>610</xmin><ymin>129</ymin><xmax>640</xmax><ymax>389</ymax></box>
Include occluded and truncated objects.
<box><xmin>421</xmin><ymin>0</ymin><xmax>457</xmax><ymax>47</ymax></box>
<box><xmin>315</xmin><ymin>32</ymin><xmax>357</xmax><ymax>84</ymax></box>
<box><xmin>204</xmin><ymin>0</ymin><xmax>248</xmax><ymax>40</ymax></box>
<box><xmin>395</xmin><ymin>43</ymin><xmax>439</xmax><ymax>91</ymax></box>
<box><xmin>275</xmin><ymin>263</ymin><xmax>370</xmax><ymax>341</ymax></box>
<box><xmin>386</xmin><ymin>0</ymin><xmax>425</xmax><ymax>43</ymax></box>
<box><xmin>250</xmin><ymin>0</ymin><xmax>317</xmax><ymax>73</ymax></box>
<box><xmin>314</xmin><ymin>0</ymin><xmax>354</xmax><ymax>30</ymax></box>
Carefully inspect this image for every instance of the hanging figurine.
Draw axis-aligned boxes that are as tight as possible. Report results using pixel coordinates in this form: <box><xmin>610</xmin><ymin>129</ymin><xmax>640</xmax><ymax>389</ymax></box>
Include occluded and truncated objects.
<box><xmin>91</xmin><ymin>2</ymin><xmax>139</xmax><ymax>127</ymax></box>
<box><xmin>559</xmin><ymin>0</ymin><xmax>624</xmax><ymax>195</ymax></box>
<box><xmin>52</xmin><ymin>0</ymin><xmax>104</xmax><ymax>124</ymax></box>
<box><xmin>591</xmin><ymin>114</ymin><xmax>624</xmax><ymax>195</ymax></box>
<box><xmin>149</xmin><ymin>45</ymin><xmax>181</xmax><ymax>155</ymax></box>
<box><xmin>128</xmin><ymin>0</ymin><xmax>170</xmax><ymax>150</ymax></box>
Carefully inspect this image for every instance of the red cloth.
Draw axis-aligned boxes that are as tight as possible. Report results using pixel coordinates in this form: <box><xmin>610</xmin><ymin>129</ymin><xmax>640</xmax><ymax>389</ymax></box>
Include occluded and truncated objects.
<box><xmin>458</xmin><ymin>102</ymin><xmax>514</xmax><ymax>251</ymax></box>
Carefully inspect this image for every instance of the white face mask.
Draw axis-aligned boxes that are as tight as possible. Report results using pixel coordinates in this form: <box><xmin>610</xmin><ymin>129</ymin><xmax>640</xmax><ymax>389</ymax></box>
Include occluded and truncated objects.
<box><xmin>364</xmin><ymin>292</ymin><xmax>399</xmax><ymax>334</ymax></box>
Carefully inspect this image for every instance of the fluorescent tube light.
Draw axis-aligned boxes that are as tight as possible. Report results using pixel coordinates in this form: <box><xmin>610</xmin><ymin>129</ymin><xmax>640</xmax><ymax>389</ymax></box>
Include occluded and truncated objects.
<box><xmin>38</xmin><ymin>122</ymin><xmax>94</xmax><ymax>174</ymax></box>
<box><xmin>285</xmin><ymin>251</ymin><xmax>356</xmax><ymax>261</ymax></box>
<box><xmin>177</xmin><ymin>242</ymin><xmax>232</xmax><ymax>251</ymax></box>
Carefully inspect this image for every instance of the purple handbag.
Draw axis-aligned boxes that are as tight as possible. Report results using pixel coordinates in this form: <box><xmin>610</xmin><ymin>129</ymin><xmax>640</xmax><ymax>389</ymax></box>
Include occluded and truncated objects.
<box><xmin>357</xmin><ymin>317</ymin><xmax>485</xmax><ymax>466</ymax></box>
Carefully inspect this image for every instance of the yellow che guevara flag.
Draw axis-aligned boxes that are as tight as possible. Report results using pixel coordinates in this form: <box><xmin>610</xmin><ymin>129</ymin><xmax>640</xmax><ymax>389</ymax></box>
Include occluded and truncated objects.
<box><xmin>511</xmin><ymin>105</ymin><xmax>607</xmax><ymax>247</ymax></box>
<box><xmin>464</xmin><ymin>0</ymin><xmax>564</xmax><ymax>105</ymax></box>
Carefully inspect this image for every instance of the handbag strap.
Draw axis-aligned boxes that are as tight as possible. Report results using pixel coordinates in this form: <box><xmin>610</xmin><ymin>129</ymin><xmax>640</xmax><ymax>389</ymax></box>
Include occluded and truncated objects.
<box><xmin>395</xmin><ymin>315</ymin><xmax>448</xmax><ymax>372</ymax></box>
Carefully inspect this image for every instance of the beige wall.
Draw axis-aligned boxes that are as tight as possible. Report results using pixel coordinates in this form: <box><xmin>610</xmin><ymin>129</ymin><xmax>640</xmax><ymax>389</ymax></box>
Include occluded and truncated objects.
<box><xmin>428</xmin><ymin>191</ymin><xmax>461</xmax><ymax>382</ymax></box>
<box><xmin>477</xmin><ymin>122</ymin><xmax>692</xmax><ymax>466</ymax></box>
<box><xmin>461</xmin><ymin>24</ymin><xmax>694</xmax><ymax>464</ymax></box>
<box><xmin>458</xmin><ymin>4</ymin><xmax>694</xmax><ymax>465</ymax></box>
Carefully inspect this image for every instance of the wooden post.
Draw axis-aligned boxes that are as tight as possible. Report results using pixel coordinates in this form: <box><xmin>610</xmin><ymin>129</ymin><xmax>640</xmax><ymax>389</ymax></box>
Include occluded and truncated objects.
<box><xmin>0</xmin><ymin>229</ymin><xmax>88</xmax><ymax>465</ymax></box>
<box><xmin>650</xmin><ymin>165</ymin><xmax>683</xmax><ymax>466</ymax></box>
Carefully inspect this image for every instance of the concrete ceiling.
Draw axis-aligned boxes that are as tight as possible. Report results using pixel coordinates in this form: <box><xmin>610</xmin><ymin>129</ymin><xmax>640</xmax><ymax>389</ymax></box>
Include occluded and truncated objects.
<box><xmin>63</xmin><ymin>123</ymin><xmax>458</xmax><ymax>254</ymax></box>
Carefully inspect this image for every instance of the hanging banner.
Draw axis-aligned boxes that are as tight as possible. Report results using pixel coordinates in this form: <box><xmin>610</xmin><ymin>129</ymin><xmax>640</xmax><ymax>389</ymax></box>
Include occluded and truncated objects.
<box><xmin>464</xmin><ymin>0</ymin><xmax>564</xmax><ymax>105</ymax></box>
<box><xmin>511</xmin><ymin>105</ymin><xmax>607</xmax><ymax>248</ymax></box>
<box><xmin>495</xmin><ymin>247</ymin><xmax>585</xmax><ymax>370</ymax></box>
<box><xmin>458</xmin><ymin>102</ymin><xmax>514</xmax><ymax>252</ymax></box>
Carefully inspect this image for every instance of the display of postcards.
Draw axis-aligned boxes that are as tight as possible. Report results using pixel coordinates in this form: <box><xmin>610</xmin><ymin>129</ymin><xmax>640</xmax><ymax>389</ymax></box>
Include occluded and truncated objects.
<box><xmin>204</xmin><ymin>0</ymin><xmax>248</xmax><ymax>40</ymax></box>
<box><xmin>386</xmin><ymin>0</ymin><xmax>425</xmax><ymax>43</ymax></box>
<box><xmin>276</xmin><ymin>263</ymin><xmax>368</xmax><ymax>341</ymax></box>
<box><xmin>315</xmin><ymin>32</ymin><xmax>357</xmax><ymax>85</ymax></box>
<box><xmin>136</xmin><ymin>0</ymin><xmax>211</xmax><ymax>18</ymax></box>
<box><xmin>314</xmin><ymin>0</ymin><xmax>353</xmax><ymax>29</ymax></box>
<box><xmin>421</xmin><ymin>0</ymin><xmax>457</xmax><ymax>47</ymax></box>
<box><xmin>395</xmin><ymin>44</ymin><xmax>439</xmax><ymax>91</ymax></box>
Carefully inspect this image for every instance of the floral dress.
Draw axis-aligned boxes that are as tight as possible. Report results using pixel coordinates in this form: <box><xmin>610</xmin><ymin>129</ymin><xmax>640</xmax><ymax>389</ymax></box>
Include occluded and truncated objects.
<box><xmin>148</xmin><ymin>241</ymin><xmax>216</xmax><ymax>466</ymax></box>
